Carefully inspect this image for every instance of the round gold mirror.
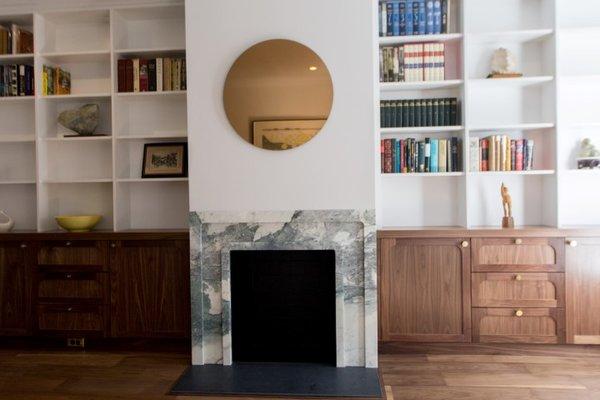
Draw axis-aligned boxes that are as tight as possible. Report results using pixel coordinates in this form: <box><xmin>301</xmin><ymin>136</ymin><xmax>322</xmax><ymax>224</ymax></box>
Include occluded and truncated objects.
<box><xmin>223</xmin><ymin>39</ymin><xmax>333</xmax><ymax>151</ymax></box>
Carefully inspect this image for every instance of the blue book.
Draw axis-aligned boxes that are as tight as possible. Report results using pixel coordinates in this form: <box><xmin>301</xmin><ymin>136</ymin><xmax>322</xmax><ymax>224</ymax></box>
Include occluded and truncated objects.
<box><xmin>433</xmin><ymin>0</ymin><xmax>442</xmax><ymax>34</ymax></box>
<box><xmin>404</xmin><ymin>0</ymin><xmax>413</xmax><ymax>35</ymax></box>
<box><xmin>418</xmin><ymin>0</ymin><xmax>427</xmax><ymax>35</ymax></box>
<box><xmin>386</xmin><ymin>2</ymin><xmax>394</xmax><ymax>36</ymax></box>
<box><xmin>430</xmin><ymin>139</ymin><xmax>439</xmax><ymax>172</ymax></box>
<box><xmin>392</xmin><ymin>1</ymin><xmax>401</xmax><ymax>36</ymax></box>
<box><xmin>399</xmin><ymin>1</ymin><xmax>407</xmax><ymax>36</ymax></box>
<box><xmin>426</xmin><ymin>1</ymin><xmax>435</xmax><ymax>34</ymax></box>
<box><xmin>395</xmin><ymin>139</ymin><xmax>401</xmax><ymax>172</ymax></box>
<box><xmin>412</xmin><ymin>1</ymin><xmax>420</xmax><ymax>35</ymax></box>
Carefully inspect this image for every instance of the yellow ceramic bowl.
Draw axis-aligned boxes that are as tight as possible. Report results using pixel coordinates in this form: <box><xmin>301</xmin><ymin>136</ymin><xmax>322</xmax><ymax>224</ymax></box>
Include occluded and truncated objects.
<box><xmin>55</xmin><ymin>215</ymin><xmax>102</xmax><ymax>232</ymax></box>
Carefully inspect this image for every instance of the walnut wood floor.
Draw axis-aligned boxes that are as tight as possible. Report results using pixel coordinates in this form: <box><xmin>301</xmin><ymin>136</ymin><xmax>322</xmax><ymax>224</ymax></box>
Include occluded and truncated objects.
<box><xmin>2</xmin><ymin>342</ymin><xmax>600</xmax><ymax>399</ymax></box>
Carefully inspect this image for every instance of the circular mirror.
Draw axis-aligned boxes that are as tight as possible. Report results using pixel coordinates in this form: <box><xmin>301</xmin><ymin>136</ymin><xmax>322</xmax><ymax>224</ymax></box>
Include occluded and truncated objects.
<box><xmin>223</xmin><ymin>39</ymin><xmax>333</xmax><ymax>151</ymax></box>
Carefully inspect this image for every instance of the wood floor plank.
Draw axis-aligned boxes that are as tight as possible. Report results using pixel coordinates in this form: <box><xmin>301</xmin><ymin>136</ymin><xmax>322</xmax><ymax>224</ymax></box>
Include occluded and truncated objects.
<box><xmin>443</xmin><ymin>372</ymin><xmax>587</xmax><ymax>390</ymax></box>
<box><xmin>390</xmin><ymin>386</ymin><xmax>538</xmax><ymax>400</ymax></box>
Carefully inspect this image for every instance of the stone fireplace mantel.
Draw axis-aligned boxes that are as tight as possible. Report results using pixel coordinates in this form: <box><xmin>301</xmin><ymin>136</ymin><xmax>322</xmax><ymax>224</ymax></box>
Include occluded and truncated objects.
<box><xmin>189</xmin><ymin>210</ymin><xmax>377</xmax><ymax>368</ymax></box>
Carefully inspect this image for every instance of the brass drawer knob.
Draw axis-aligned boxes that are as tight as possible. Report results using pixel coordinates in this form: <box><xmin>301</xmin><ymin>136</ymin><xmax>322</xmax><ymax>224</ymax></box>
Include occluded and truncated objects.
<box><xmin>514</xmin><ymin>238</ymin><xmax>523</xmax><ymax>245</ymax></box>
<box><xmin>66</xmin><ymin>241</ymin><xmax>72</xmax><ymax>246</ymax></box>
<box><xmin>515</xmin><ymin>274</ymin><xmax>523</xmax><ymax>281</ymax></box>
<box><xmin>515</xmin><ymin>309</ymin><xmax>524</xmax><ymax>317</ymax></box>
<box><xmin>66</xmin><ymin>274</ymin><xmax>72</xmax><ymax>279</ymax></box>
<box><xmin>20</xmin><ymin>243</ymin><xmax>27</xmax><ymax>249</ymax></box>
<box><xmin>67</xmin><ymin>307</ymin><xmax>73</xmax><ymax>312</ymax></box>
<box><xmin>567</xmin><ymin>240</ymin><xmax>578</xmax><ymax>247</ymax></box>
<box><xmin>461</xmin><ymin>241</ymin><xmax>469</xmax><ymax>248</ymax></box>
<box><xmin>110</xmin><ymin>243</ymin><xmax>116</xmax><ymax>248</ymax></box>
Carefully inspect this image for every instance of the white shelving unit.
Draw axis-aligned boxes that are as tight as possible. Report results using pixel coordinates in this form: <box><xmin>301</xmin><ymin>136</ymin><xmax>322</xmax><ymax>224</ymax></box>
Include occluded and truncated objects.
<box><xmin>0</xmin><ymin>3</ymin><xmax>188</xmax><ymax>232</ymax></box>
<box><xmin>376</xmin><ymin>0</ymin><xmax>586</xmax><ymax>228</ymax></box>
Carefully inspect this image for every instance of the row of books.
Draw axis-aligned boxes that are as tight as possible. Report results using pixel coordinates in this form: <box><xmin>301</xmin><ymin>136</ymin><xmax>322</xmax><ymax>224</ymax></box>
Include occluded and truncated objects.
<box><xmin>380</xmin><ymin>43</ymin><xmax>445</xmax><ymax>82</ymax></box>
<box><xmin>0</xmin><ymin>24</ymin><xmax>33</xmax><ymax>55</ymax></box>
<box><xmin>117</xmin><ymin>58</ymin><xmax>186</xmax><ymax>93</ymax></box>
<box><xmin>469</xmin><ymin>136</ymin><xmax>535</xmax><ymax>172</ymax></box>
<box><xmin>0</xmin><ymin>64</ymin><xmax>34</xmax><ymax>96</ymax></box>
<box><xmin>41</xmin><ymin>65</ymin><xmax>71</xmax><ymax>95</ymax></box>
<box><xmin>379</xmin><ymin>0</ymin><xmax>451</xmax><ymax>37</ymax></box>
<box><xmin>381</xmin><ymin>98</ymin><xmax>458</xmax><ymax>128</ymax></box>
<box><xmin>381</xmin><ymin>137</ymin><xmax>462</xmax><ymax>173</ymax></box>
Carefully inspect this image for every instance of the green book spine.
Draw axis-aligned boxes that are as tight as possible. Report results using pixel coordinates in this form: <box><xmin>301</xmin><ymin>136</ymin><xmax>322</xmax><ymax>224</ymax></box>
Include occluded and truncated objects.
<box><xmin>380</xmin><ymin>101</ymin><xmax>386</xmax><ymax>127</ymax></box>
<box><xmin>408</xmin><ymin>100</ymin><xmax>415</xmax><ymax>127</ymax></box>
<box><xmin>426</xmin><ymin>99</ymin><xmax>433</xmax><ymax>127</ymax></box>
<box><xmin>402</xmin><ymin>100</ymin><xmax>409</xmax><ymax>127</ymax></box>
<box><xmin>450</xmin><ymin>98</ymin><xmax>458</xmax><ymax>125</ymax></box>
<box><xmin>391</xmin><ymin>101</ymin><xmax>398</xmax><ymax>127</ymax></box>
<box><xmin>396</xmin><ymin>101</ymin><xmax>403</xmax><ymax>127</ymax></box>
<box><xmin>444</xmin><ymin>98</ymin><xmax>451</xmax><ymax>126</ymax></box>
<box><xmin>433</xmin><ymin>98</ymin><xmax>440</xmax><ymax>126</ymax></box>
<box><xmin>415</xmin><ymin>100</ymin><xmax>422</xmax><ymax>127</ymax></box>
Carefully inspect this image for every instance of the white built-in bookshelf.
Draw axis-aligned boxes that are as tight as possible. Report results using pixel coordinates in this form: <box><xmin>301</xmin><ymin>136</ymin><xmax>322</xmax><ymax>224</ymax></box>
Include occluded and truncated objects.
<box><xmin>0</xmin><ymin>4</ymin><xmax>188</xmax><ymax>232</ymax></box>
<box><xmin>377</xmin><ymin>0</ymin><xmax>600</xmax><ymax>229</ymax></box>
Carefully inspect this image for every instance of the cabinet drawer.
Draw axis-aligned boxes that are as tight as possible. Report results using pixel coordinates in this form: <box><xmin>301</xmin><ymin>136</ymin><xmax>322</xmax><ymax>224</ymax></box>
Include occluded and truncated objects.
<box><xmin>472</xmin><ymin>273</ymin><xmax>564</xmax><ymax>308</ymax></box>
<box><xmin>38</xmin><ymin>240</ymin><xmax>106</xmax><ymax>270</ymax></box>
<box><xmin>36</xmin><ymin>304</ymin><xmax>106</xmax><ymax>334</ymax></box>
<box><xmin>472</xmin><ymin>238</ymin><xmax>564</xmax><ymax>272</ymax></box>
<box><xmin>37</xmin><ymin>271</ymin><xmax>108</xmax><ymax>303</ymax></box>
<box><xmin>472</xmin><ymin>307</ymin><xmax>565</xmax><ymax>344</ymax></box>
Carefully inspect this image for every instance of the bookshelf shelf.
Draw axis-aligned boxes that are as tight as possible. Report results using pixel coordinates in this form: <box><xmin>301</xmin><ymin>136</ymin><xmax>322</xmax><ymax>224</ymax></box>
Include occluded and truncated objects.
<box><xmin>117</xmin><ymin>178</ymin><xmax>189</xmax><ymax>183</ymax></box>
<box><xmin>114</xmin><ymin>47</ymin><xmax>186</xmax><ymax>57</ymax></box>
<box><xmin>468</xmin><ymin>170</ymin><xmax>556</xmax><ymax>176</ymax></box>
<box><xmin>117</xmin><ymin>134</ymin><xmax>187</xmax><ymax>140</ymax></box>
<box><xmin>469</xmin><ymin>123</ymin><xmax>555</xmax><ymax>132</ymax></box>
<box><xmin>39</xmin><ymin>93</ymin><xmax>112</xmax><ymax>99</ymax></box>
<box><xmin>39</xmin><ymin>50</ymin><xmax>111</xmax><ymax>63</ymax></box>
<box><xmin>42</xmin><ymin>179</ymin><xmax>113</xmax><ymax>184</ymax></box>
<box><xmin>0</xmin><ymin>53</ymin><xmax>34</xmax><ymax>63</ymax></box>
<box><xmin>379</xmin><ymin>33</ymin><xmax>463</xmax><ymax>45</ymax></box>
<box><xmin>381</xmin><ymin>126</ymin><xmax>463</xmax><ymax>134</ymax></box>
<box><xmin>469</xmin><ymin>29</ymin><xmax>554</xmax><ymax>43</ymax></box>
<box><xmin>115</xmin><ymin>90</ymin><xmax>187</xmax><ymax>97</ymax></box>
<box><xmin>0</xmin><ymin>96</ymin><xmax>34</xmax><ymax>102</ymax></box>
<box><xmin>44</xmin><ymin>136</ymin><xmax>112</xmax><ymax>142</ymax></box>
<box><xmin>469</xmin><ymin>76</ymin><xmax>554</xmax><ymax>87</ymax></box>
<box><xmin>382</xmin><ymin>172</ymin><xmax>465</xmax><ymax>177</ymax></box>
<box><xmin>0</xmin><ymin>134</ymin><xmax>35</xmax><ymax>142</ymax></box>
<box><xmin>380</xmin><ymin>80</ymin><xmax>463</xmax><ymax>91</ymax></box>
<box><xmin>0</xmin><ymin>180</ymin><xmax>36</xmax><ymax>185</ymax></box>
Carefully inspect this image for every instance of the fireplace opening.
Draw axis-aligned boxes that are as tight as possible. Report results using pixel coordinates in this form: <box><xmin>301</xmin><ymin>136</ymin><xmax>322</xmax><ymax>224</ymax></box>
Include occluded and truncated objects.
<box><xmin>230</xmin><ymin>250</ymin><xmax>336</xmax><ymax>365</ymax></box>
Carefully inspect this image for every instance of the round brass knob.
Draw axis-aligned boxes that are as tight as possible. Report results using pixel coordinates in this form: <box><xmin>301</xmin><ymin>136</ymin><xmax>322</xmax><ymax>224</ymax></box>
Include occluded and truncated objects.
<box><xmin>67</xmin><ymin>307</ymin><xmax>73</xmax><ymax>312</ymax></box>
<box><xmin>110</xmin><ymin>243</ymin><xmax>116</xmax><ymax>248</ymax></box>
<box><xmin>20</xmin><ymin>243</ymin><xmax>27</xmax><ymax>249</ymax></box>
<box><xmin>514</xmin><ymin>238</ymin><xmax>523</xmax><ymax>245</ymax></box>
<box><xmin>515</xmin><ymin>309</ymin><xmax>524</xmax><ymax>317</ymax></box>
<box><xmin>66</xmin><ymin>241</ymin><xmax>72</xmax><ymax>246</ymax></box>
<box><xmin>567</xmin><ymin>240</ymin><xmax>578</xmax><ymax>247</ymax></box>
<box><xmin>515</xmin><ymin>274</ymin><xmax>523</xmax><ymax>281</ymax></box>
<box><xmin>461</xmin><ymin>241</ymin><xmax>469</xmax><ymax>248</ymax></box>
<box><xmin>66</xmin><ymin>274</ymin><xmax>72</xmax><ymax>279</ymax></box>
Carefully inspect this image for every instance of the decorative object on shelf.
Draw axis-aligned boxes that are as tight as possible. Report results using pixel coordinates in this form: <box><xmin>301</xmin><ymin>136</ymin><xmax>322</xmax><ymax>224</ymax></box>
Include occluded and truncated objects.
<box><xmin>0</xmin><ymin>210</ymin><xmax>15</xmax><ymax>232</ymax></box>
<box><xmin>223</xmin><ymin>39</ymin><xmax>332</xmax><ymax>151</ymax></box>
<box><xmin>488</xmin><ymin>48</ymin><xmax>523</xmax><ymax>79</ymax></box>
<box><xmin>55</xmin><ymin>215</ymin><xmax>102</xmax><ymax>232</ymax></box>
<box><xmin>57</xmin><ymin>104</ymin><xmax>100</xmax><ymax>136</ymax></box>
<box><xmin>577</xmin><ymin>138</ymin><xmax>600</xmax><ymax>169</ymax></box>
<box><xmin>501</xmin><ymin>183</ymin><xmax>514</xmax><ymax>228</ymax></box>
<box><xmin>142</xmin><ymin>142</ymin><xmax>188</xmax><ymax>178</ymax></box>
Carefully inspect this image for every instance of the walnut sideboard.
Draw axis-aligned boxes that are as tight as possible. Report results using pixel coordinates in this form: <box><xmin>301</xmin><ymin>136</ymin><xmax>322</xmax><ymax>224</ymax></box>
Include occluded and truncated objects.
<box><xmin>378</xmin><ymin>227</ymin><xmax>600</xmax><ymax>345</ymax></box>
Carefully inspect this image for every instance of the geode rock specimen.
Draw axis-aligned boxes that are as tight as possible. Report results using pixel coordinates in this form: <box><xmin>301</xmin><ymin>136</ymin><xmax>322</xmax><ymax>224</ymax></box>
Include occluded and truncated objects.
<box><xmin>58</xmin><ymin>104</ymin><xmax>99</xmax><ymax>136</ymax></box>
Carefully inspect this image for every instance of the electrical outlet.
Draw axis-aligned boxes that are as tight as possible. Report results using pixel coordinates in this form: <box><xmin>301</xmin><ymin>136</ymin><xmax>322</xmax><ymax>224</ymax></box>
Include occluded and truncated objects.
<box><xmin>67</xmin><ymin>338</ymin><xmax>85</xmax><ymax>348</ymax></box>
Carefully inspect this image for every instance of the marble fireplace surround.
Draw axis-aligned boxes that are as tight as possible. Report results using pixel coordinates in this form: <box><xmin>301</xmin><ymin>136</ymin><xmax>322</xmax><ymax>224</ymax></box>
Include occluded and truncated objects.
<box><xmin>190</xmin><ymin>210</ymin><xmax>377</xmax><ymax>368</ymax></box>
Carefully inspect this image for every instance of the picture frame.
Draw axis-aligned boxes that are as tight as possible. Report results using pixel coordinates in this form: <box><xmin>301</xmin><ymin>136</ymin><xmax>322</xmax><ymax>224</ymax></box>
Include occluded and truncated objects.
<box><xmin>142</xmin><ymin>142</ymin><xmax>188</xmax><ymax>178</ymax></box>
<box><xmin>252</xmin><ymin>119</ymin><xmax>327</xmax><ymax>150</ymax></box>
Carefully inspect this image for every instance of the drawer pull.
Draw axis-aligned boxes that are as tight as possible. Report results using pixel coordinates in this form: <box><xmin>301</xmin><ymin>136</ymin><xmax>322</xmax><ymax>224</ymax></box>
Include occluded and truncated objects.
<box><xmin>65</xmin><ymin>274</ymin><xmax>72</xmax><ymax>279</ymax></box>
<box><xmin>515</xmin><ymin>309</ymin><xmax>524</xmax><ymax>317</ymax></box>
<box><xmin>20</xmin><ymin>243</ymin><xmax>27</xmax><ymax>249</ymax></box>
<box><xmin>66</xmin><ymin>241</ymin><xmax>72</xmax><ymax>246</ymax></box>
<box><xmin>514</xmin><ymin>238</ymin><xmax>523</xmax><ymax>245</ymax></box>
<box><xmin>515</xmin><ymin>274</ymin><xmax>523</xmax><ymax>281</ymax></box>
<box><xmin>67</xmin><ymin>307</ymin><xmax>73</xmax><ymax>312</ymax></box>
<box><xmin>567</xmin><ymin>240</ymin><xmax>578</xmax><ymax>247</ymax></box>
<box><xmin>110</xmin><ymin>243</ymin><xmax>116</xmax><ymax>248</ymax></box>
<box><xmin>461</xmin><ymin>241</ymin><xmax>469</xmax><ymax>248</ymax></box>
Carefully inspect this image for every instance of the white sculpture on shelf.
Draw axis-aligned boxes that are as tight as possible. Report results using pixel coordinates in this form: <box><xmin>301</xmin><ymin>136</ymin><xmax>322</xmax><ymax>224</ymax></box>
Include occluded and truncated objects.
<box><xmin>489</xmin><ymin>48</ymin><xmax>522</xmax><ymax>78</ymax></box>
<box><xmin>0</xmin><ymin>210</ymin><xmax>14</xmax><ymax>232</ymax></box>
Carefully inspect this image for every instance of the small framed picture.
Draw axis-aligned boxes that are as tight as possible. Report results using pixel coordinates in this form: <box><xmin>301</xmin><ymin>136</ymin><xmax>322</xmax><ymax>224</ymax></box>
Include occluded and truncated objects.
<box><xmin>142</xmin><ymin>142</ymin><xmax>188</xmax><ymax>178</ymax></box>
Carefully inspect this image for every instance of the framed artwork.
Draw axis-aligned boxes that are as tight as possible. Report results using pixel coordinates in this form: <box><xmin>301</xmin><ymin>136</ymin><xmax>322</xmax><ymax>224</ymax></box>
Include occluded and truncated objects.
<box><xmin>142</xmin><ymin>142</ymin><xmax>188</xmax><ymax>178</ymax></box>
<box><xmin>252</xmin><ymin>119</ymin><xmax>326</xmax><ymax>150</ymax></box>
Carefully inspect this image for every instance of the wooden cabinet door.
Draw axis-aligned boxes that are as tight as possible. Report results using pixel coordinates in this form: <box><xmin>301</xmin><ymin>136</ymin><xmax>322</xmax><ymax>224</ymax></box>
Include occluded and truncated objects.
<box><xmin>566</xmin><ymin>237</ymin><xmax>600</xmax><ymax>344</ymax></box>
<box><xmin>0</xmin><ymin>241</ymin><xmax>31</xmax><ymax>335</ymax></box>
<box><xmin>379</xmin><ymin>238</ymin><xmax>471</xmax><ymax>342</ymax></box>
<box><xmin>110</xmin><ymin>240</ymin><xmax>190</xmax><ymax>338</ymax></box>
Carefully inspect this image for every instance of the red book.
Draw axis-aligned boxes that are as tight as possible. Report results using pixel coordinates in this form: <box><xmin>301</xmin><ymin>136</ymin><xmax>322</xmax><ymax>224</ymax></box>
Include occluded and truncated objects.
<box><xmin>480</xmin><ymin>139</ymin><xmax>489</xmax><ymax>171</ymax></box>
<box><xmin>380</xmin><ymin>140</ymin><xmax>384</xmax><ymax>173</ymax></box>
<box><xmin>125</xmin><ymin>59</ymin><xmax>133</xmax><ymax>92</ymax></box>
<box><xmin>117</xmin><ymin>59</ymin><xmax>126</xmax><ymax>93</ymax></box>
<box><xmin>515</xmin><ymin>139</ymin><xmax>524</xmax><ymax>171</ymax></box>
<box><xmin>139</xmin><ymin>59</ymin><xmax>148</xmax><ymax>91</ymax></box>
<box><xmin>384</xmin><ymin>139</ymin><xmax>392</xmax><ymax>173</ymax></box>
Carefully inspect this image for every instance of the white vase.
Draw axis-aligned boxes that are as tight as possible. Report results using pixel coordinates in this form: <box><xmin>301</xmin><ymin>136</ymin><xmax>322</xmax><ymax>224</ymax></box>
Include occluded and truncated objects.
<box><xmin>0</xmin><ymin>210</ymin><xmax>15</xmax><ymax>232</ymax></box>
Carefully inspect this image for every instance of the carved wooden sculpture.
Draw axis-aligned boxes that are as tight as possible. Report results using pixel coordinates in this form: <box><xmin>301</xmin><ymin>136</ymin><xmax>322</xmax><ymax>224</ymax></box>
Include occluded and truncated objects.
<box><xmin>501</xmin><ymin>183</ymin><xmax>514</xmax><ymax>228</ymax></box>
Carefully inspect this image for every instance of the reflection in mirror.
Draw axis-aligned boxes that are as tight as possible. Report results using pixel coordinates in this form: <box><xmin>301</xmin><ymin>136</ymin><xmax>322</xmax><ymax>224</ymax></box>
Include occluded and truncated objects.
<box><xmin>223</xmin><ymin>39</ymin><xmax>333</xmax><ymax>150</ymax></box>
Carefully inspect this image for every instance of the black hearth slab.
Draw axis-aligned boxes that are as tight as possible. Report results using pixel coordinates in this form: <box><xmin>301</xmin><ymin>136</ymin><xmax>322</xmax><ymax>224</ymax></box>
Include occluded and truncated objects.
<box><xmin>170</xmin><ymin>363</ymin><xmax>383</xmax><ymax>398</ymax></box>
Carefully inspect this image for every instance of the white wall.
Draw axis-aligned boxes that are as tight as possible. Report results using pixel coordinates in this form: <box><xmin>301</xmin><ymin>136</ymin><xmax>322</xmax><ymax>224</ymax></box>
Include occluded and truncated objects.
<box><xmin>185</xmin><ymin>0</ymin><xmax>376</xmax><ymax>212</ymax></box>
